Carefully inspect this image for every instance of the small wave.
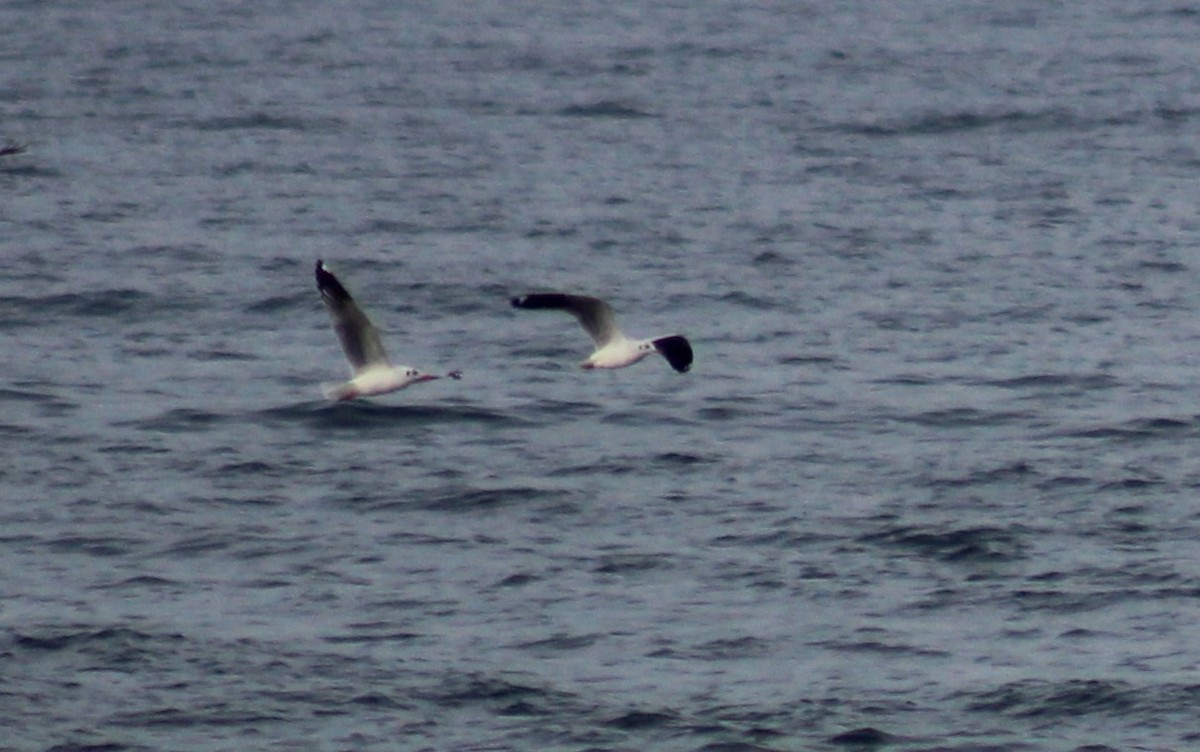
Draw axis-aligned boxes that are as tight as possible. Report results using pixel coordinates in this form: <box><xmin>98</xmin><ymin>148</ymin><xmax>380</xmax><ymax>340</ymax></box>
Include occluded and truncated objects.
<box><xmin>0</xmin><ymin>387</ymin><xmax>64</xmax><ymax>404</ymax></box>
<box><xmin>512</xmin><ymin>633</ymin><xmax>602</xmax><ymax>653</ymax></box>
<box><xmin>1096</xmin><ymin>476</ymin><xmax>1166</xmax><ymax>492</ymax></box>
<box><xmin>45</xmin><ymin>534</ymin><xmax>141</xmax><ymax>558</ymax></box>
<box><xmin>422</xmin><ymin>673</ymin><xmax>558</xmax><ymax>708</ymax></box>
<box><xmin>604</xmin><ymin>709</ymin><xmax>680</xmax><ymax>731</ymax></box>
<box><xmin>323</xmin><ymin>631</ymin><xmax>422</xmax><ymax>645</ymax></box>
<box><xmin>115</xmin><ymin>408</ymin><xmax>229</xmax><ymax>433</ymax></box>
<box><xmin>10</xmin><ymin>626</ymin><xmax>183</xmax><ymax>656</ymax></box>
<box><xmin>828</xmin><ymin>727</ymin><xmax>896</xmax><ymax>746</ymax></box>
<box><xmin>111</xmin><ymin>707</ymin><xmax>289</xmax><ymax>729</ymax></box>
<box><xmin>708</xmin><ymin>527</ymin><xmax>836</xmax><ymax>550</ymax></box>
<box><xmin>493</xmin><ymin>571</ymin><xmax>541</xmax><ymax>588</ymax></box>
<box><xmin>259</xmin><ymin>400</ymin><xmax>526</xmax><ymax>430</ymax></box>
<box><xmin>551</xmin><ymin>451</ymin><xmax>717</xmax><ymax>478</ymax></box>
<box><xmin>557</xmin><ymin>100</ymin><xmax>654</xmax><ymax>118</ymax></box>
<box><xmin>97</xmin><ymin>441</ymin><xmax>169</xmax><ymax>456</ymax></box>
<box><xmin>693</xmin><ymin>739</ymin><xmax>782</xmax><ymax>752</ymax></box>
<box><xmin>414</xmin><ymin>485</ymin><xmax>561</xmax><ymax>513</ymax></box>
<box><xmin>243</xmin><ymin>291</ymin><xmax>309</xmax><ymax>314</ymax></box>
<box><xmin>0</xmin><ymin>161</ymin><xmax>59</xmax><ymax>178</ymax></box>
<box><xmin>1</xmin><ymin>141</ymin><xmax>52</xmax><ymax>171</ymax></box>
<box><xmin>187</xmin><ymin>112</ymin><xmax>347</xmax><ymax>132</ymax></box>
<box><xmin>1009</xmin><ymin>582</ymin><xmax>1144</xmax><ymax>613</ymax></box>
<box><xmin>812</xmin><ymin>637</ymin><xmax>949</xmax><ymax>659</ymax></box>
<box><xmin>357</xmin><ymin>217</ymin><xmax>426</xmax><ymax>236</ymax></box>
<box><xmin>99</xmin><ymin>575</ymin><xmax>180</xmax><ymax>590</ymax></box>
<box><xmin>843</xmin><ymin>107</ymin><xmax>1110</xmax><ymax>138</ymax></box>
<box><xmin>718</xmin><ymin>290</ymin><xmax>779</xmax><ymax>311</ymax></box>
<box><xmin>964</xmin><ymin>681</ymin><xmax>1200</xmax><ymax>724</ymax></box>
<box><xmin>0</xmin><ymin>421</ymin><xmax>34</xmax><ymax>437</ymax></box>
<box><xmin>156</xmin><ymin>532</ymin><xmax>233</xmax><ymax>559</ymax></box>
<box><xmin>210</xmin><ymin>460</ymin><xmax>292</xmax><ymax>478</ymax></box>
<box><xmin>925</xmin><ymin>461</ymin><xmax>1037</xmax><ymax>488</ymax></box>
<box><xmin>549</xmin><ymin>459</ymin><xmax>633</xmax><ymax>477</ymax></box>
<box><xmin>519</xmin><ymin>398</ymin><xmax>604</xmax><ymax>421</ymax></box>
<box><xmin>692</xmin><ymin>636</ymin><xmax>774</xmax><ymax>660</ymax></box>
<box><xmin>593</xmin><ymin>552</ymin><xmax>675</xmax><ymax>575</ymax></box>
<box><xmin>654</xmin><ymin>451</ymin><xmax>718</xmax><ymax>467</ymax></box>
<box><xmin>0</xmin><ymin>387</ymin><xmax>77</xmax><ymax>417</ymax></box>
<box><xmin>859</xmin><ymin>523</ymin><xmax>1027</xmax><ymax>564</ymax></box>
<box><xmin>695</xmin><ymin>404</ymin><xmax>768</xmax><ymax>422</ymax></box>
<box><xmin>340</xmin><ymin>692</ymin><xmax>414</xmax><ymax>710</ymax></box>
<box><xmin>187</xmin><ymin>348</ymin><xmax>258</xmax><ymax>362</ymax></box>
<box><xmin>1035</xmin><ymin>474</ymin><xmax>1093</xmax><ymax>491</ymax></box>
<box><xmin>897</xmin><ymin>407</ymin><xmax>1031</xmax><ymax>428</ymax></box>
<box><xmin>601</xmin><ymin>409</ymin><xmax>696</xmax><ymax>428</ymax></box>
<box><xmin>961</xmin><ymin>678</ymin><xmax>1139</xmax><ymax>719</ymax></box>
<box><xmin>984</xmin><ymin>373</ymin><xmax>1119</xmax><ymax>392</ymax></box>
<box><xmin>0</xmin><ymin>289</ymin><xmax>162</xmax><ymax>325</ymax></box>
<box><xmin>1060</xmin><ymin>416</ymin><xmax>1200</xmax><ymax>442</ymax></box>
<box><xmin>1137</xmin><ymin>258</ymin><xmax>1188</xmax><ymax>273</ymax></box>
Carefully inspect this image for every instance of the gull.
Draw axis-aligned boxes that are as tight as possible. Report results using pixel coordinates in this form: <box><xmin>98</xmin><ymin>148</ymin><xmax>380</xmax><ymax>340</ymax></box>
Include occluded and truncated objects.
<box><xmin>315</xmin><ymin>260</ymin><xmax>458</xmax><ymax>400</ymax></box>
<box><xmin>511</xmin><ymin>293</ymin><xmax>693</xmax><ymax>372</ymax></box>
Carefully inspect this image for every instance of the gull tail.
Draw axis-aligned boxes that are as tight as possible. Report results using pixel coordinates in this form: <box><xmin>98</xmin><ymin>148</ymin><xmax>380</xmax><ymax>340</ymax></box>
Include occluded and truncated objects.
<box><xmin>652</xmin><ymin>335</ymin><xmax>693</xmax><ymax>373</ymax></box>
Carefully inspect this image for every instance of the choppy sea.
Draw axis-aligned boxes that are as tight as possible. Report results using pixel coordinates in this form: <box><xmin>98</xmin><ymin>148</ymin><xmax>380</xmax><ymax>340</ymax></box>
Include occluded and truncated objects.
<box><xmin>5</xmin><ymin>2</ymin><xmax>1200</xmax><ymax>750</ymax></box>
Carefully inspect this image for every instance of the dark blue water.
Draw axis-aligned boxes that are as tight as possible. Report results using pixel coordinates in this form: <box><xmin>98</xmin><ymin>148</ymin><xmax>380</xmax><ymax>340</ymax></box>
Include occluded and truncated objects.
<box><xmin>4</xmin><ymin>1</ymin><xmax>1200</xmax><ymax>750</ymax></box>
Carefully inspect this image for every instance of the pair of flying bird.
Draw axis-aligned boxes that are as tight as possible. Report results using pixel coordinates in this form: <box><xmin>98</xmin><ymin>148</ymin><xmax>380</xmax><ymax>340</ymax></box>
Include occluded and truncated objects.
<box><xmin>315</xmin><ymin>260</ymin><xmax>694</xmax><ymax>401</ymax></box>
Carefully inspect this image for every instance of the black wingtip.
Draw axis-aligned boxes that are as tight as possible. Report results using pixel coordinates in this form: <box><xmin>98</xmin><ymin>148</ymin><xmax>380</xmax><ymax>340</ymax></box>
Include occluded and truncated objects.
<box><xmin>653</xmin><ymin>335</ymin><xmax>693</xmax><ymax>373</ymax></box>
<box><xmin>511</xmin><ymin>293</ymin><xmax>576</xmax><ymax>311</ymax></box>
<box><xmin>315</xmin><ymin>260</ymin><xmax>352</xmax><ymax>303</ymax></box>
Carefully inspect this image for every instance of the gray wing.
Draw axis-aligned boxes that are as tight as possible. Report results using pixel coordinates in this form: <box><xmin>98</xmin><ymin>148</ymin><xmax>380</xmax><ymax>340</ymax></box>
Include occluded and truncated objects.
<box><xmin>511</xmin><ymin>293</ymin><xmax>622</xmax><ymax>346</ymax></box>
<box><xmin>316</xmin><ymin>261</ymin><xmax>390</xmax><ymax>373</ymax></box>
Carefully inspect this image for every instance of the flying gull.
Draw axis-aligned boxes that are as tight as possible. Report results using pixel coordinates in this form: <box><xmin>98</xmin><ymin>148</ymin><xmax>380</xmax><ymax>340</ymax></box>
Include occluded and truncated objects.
<box><xmin>511</xmin><ymin>293</ymin><xmax>693</xmax><ymax>372</ymax></box>
<box><xmin>315</xmin><ymin>260</ymin><xmax>459</xmax><ymax>400</ymax></box>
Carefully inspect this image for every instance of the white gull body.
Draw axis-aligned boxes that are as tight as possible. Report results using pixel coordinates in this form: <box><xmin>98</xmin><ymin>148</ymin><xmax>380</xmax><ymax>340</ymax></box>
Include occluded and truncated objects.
<box><xmin>510</xmin><ymin>293</ymin><xmax>693</xmax><ymax>372</ymax></box>
<box><xmin>315</xmin><ymin>260</ymin><xmax>448</xmax><ymax>400</ymax></box>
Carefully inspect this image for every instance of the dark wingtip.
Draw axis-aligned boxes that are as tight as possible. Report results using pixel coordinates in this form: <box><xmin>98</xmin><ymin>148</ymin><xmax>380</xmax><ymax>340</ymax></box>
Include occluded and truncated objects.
<box><xmin>315</xmin><ymin>260</ymin><xmax>352</xmax><ymax>302</ymax></box>
<box><xmin>653</xmin><ymin>335</ymin><xmax>693</xmax><ymax>373</ymax></box>
<box><xmin>511</xmin><ymin>293</ymin><xmax>575</xmax><ymax>311</ymax></box>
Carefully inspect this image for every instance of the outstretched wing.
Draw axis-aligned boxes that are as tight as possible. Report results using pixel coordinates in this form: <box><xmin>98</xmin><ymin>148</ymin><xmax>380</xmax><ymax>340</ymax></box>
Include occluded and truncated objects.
<box><xmin>315</xmin><ymin>260</ymin><xmax>390</xmax><ymax>373</ymax></box>
<box><xmin>652</xmin><ymin>335</ymin><xmax>693</xmax><ymax>373</ymax></box>
<box><xmin>511</xmin><ymin>293</ymin><xmax>622</xmax><ymax>346</ymax></box>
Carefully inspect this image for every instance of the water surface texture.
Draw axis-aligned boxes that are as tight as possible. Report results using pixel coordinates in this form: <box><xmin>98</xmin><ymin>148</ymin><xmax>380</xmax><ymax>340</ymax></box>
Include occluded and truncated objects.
<box><xmin>4</xmin><ymin>2</ymin><xmax>1200</xmax><ymax>750</ymax></box>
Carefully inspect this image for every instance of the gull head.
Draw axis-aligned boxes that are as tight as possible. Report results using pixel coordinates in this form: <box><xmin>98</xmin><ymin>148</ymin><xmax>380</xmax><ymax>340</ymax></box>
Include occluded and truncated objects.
<box><xmin>400</xmin><ymin>368</ymin><xmax>440</xmax><ymax>386</ymax></box>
